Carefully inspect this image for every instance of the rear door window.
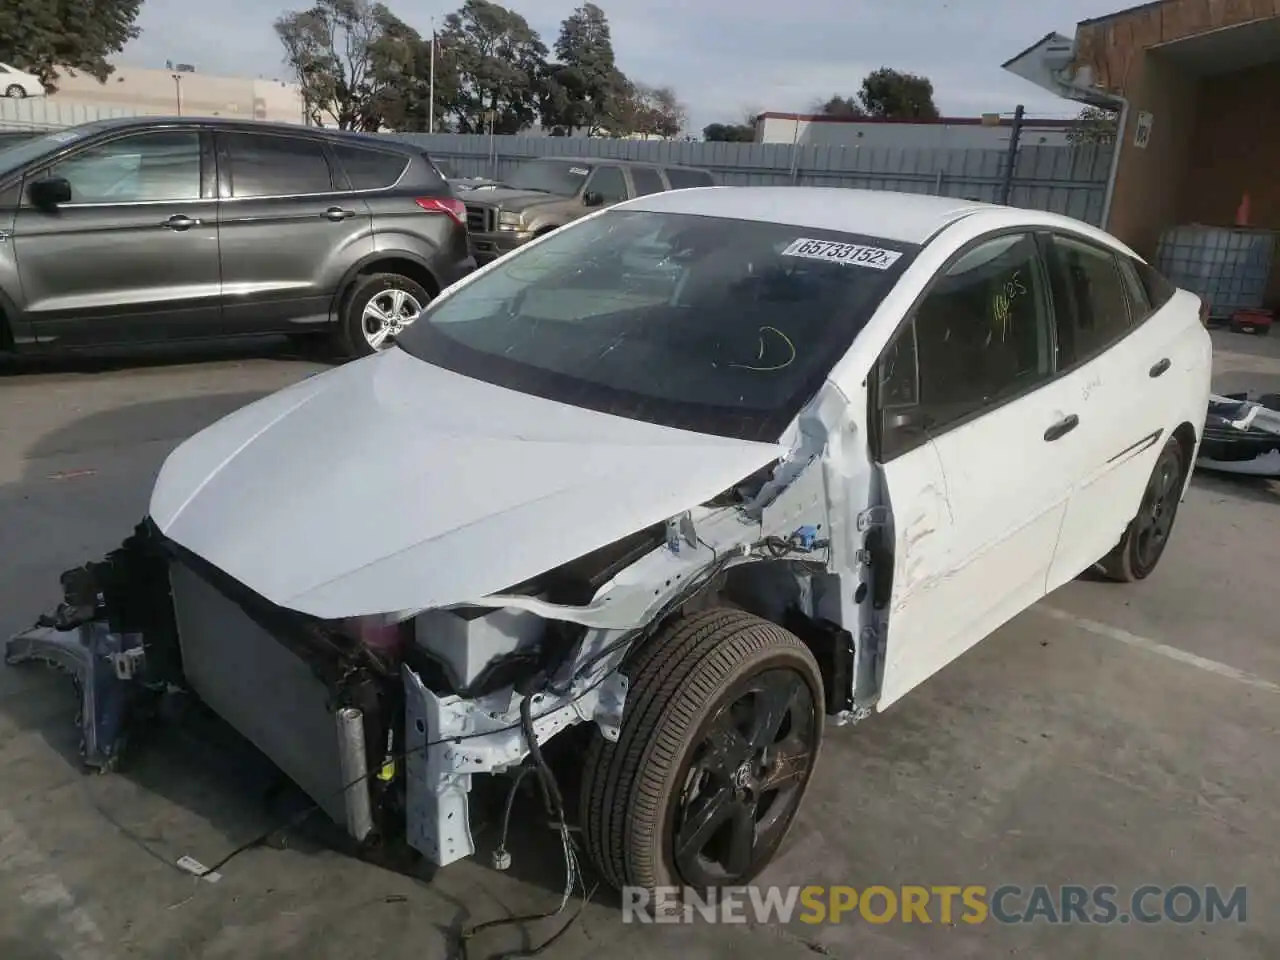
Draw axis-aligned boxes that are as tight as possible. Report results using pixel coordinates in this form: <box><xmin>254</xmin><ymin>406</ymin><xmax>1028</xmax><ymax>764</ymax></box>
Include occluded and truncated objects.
<box><xmin>629</xmin><ymin>165</ymin><xmax>664</xmax><ymax>196</ymax></box>
<box><xmin>331</xmin><ymin>143</ymin><xmax>408</xmax><ymax>190</ymax></box>
<box><xmin>1130</xmin><ymin>256</ymin><xmax>1177</xmax><ymax>310</ymax></box>
<box><xmin>223</xmin><ymin>132</ymin><xmax>334</xmax><ymax>198</ymax></box>
<box><xmin>586</xmin><ymin>165</ymin><xmax>627</xmax><ymax>204</ymax></box>
<box><xmin>1047</xmin><ymin>234</ymin><xmax>1133</xmax><ymax>364</ymax></box>
<box><xmin>664</xmin><ymin>167</ymin><xmax>714</xmax><ymax>189</ymax></box>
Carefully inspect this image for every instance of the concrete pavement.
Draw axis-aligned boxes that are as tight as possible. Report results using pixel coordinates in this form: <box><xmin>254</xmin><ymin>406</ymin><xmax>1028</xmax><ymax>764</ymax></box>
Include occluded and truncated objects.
<box><xmin>0</xmin><ymin>334</ymin><xmax>1277</xmax><ymax>959</ymax></box>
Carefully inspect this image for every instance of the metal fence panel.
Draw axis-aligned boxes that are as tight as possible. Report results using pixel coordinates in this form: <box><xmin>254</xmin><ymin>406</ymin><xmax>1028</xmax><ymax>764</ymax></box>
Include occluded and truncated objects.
<box><xmin>0</xmin><ymin>97</ymin><xmax>141</xmax><ymax>131</ymax></box>
<box><xmin>0</xmin><ymin>103</ymin><xmax>1113</xmax><ymax>227</ymax></box>
<box><xmin>393</xmin><ymin>133</ymin><xmax>1113</xmax><ymax>225</ymax></box>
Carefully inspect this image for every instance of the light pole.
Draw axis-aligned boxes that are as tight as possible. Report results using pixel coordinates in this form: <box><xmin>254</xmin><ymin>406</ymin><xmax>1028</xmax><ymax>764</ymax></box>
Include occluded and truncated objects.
<box><xmin>428</xmin><ymin>17</ymin><xmax>436</xmax><ymax>133</ymax></box>
<box><xmin>171</xmin><ymin>73</ymin><xmax>183</xmax><ymax>116</ymax></box>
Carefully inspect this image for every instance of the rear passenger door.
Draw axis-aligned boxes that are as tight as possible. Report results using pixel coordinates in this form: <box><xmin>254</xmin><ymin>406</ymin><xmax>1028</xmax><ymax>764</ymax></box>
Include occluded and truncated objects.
<box><xmin>216</xmin><ymin>130</ymin><xmax>374</xmax><ymax>334</ymax></box>
<box><xmin>1041</xmin><ymin>233</ymin><xmax>1173</xmax><ymax>591</ymax></box>
<box><xmin>874</xmin><ymin>232</ymin><xmax>1083</xmax><ymax>708</ymax></box>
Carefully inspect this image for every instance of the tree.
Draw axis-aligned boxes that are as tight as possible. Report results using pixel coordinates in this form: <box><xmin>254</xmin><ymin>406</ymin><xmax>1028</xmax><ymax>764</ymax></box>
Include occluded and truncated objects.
<box><xmin>0</xmin><ymin>0</ymin><xmax>142</xmax><ymax>92</ymax></box>
<box><xmin>1067</xmin><ymin>105</ymin><xmax>1118</xmax><ymax>146</ymax></box>
<box><xmin>814</xmin><ymin>94</ymin><xmax>863</xmax><ymax>118</ymax></box>
<box><xmin>703</xmin><ymin>122</ymin><xmax>754</xmax><ymax>142</ymax></box>
<box><xmin>439</xmin><ymin>0</ymin><xmax>548</xmax><ymax>134</ymax></box>
<box><xmin>858</xmin><ymin>68</ymin><xmax>940</xmax><ymax>120</ymax></box>
<box><xmin>541</xmin><ymin>3</ymin><xmax>628</xmax><ymax>135</ymax></box>
<box><xmin>275</xmin><ymin>0</ymin><xmax>420</xmax><ymax>130</ymax></box>
<box><xmin>612</xmin><ymin>82</ymin><xmax>684</xmax><ymax>138</ymax></box>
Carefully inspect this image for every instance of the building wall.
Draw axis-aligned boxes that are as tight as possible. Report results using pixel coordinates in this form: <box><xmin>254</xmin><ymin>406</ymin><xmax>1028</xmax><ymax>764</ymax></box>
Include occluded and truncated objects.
<box><xmin>1182</xmin><ymin>61</ymin><xmax>1280</xmax><ymax>227</ymax></box>
<box><xmin>1071</xmin><ymin>0</ymin><xmax>1280</xmax><ymax>301</ymax></box>
<box><xmin>1103</xmin><ymin>50</ymin><xmax>1200</xmax><ymax>260</ymax></box>
<box><xmin>48</xmin><ymin>66</ymin><xmax>305</xmax><ymax>124</ymax></box>
<box><xmin>1183</xmin><ymin>60</ymin><xmax>1280</xmax><ymax>299</ymax></box>
<box><xmin>756</xmin><ymin>114</ymin><xmax>1073</xmax><ymax>149</ymax></box>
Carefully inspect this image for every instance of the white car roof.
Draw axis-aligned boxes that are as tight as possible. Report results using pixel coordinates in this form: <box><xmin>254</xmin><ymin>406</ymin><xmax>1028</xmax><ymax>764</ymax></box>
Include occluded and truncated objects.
<box><xmin>623</xmin><ymin>186</ymin><xmax>1134</xmax><ymax>255</ymax></box>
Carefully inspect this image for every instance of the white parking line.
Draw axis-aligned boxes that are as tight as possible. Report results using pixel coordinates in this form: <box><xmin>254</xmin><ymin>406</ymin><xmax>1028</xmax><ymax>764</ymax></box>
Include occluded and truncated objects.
<box><xmin>0</xmin><ymin>807</ymin><xmax>111</xmax><ymax>960</ymax></box>
<box><xmin>1037</xmin><ymin>606</ymin><xmax>1280</xmax><ymax>695</ymax></box>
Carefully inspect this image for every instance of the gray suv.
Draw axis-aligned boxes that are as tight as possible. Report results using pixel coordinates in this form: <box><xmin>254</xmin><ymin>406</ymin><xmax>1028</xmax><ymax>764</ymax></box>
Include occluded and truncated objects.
<box><xmin>0</xmin><ymin>117</ymin><xmax>475</xmax><ymax>358</ymax></box>
<box><xmin>463</xmin><ymin>157</ymin><xmax>715</xmax><ymax>264</ymax></box>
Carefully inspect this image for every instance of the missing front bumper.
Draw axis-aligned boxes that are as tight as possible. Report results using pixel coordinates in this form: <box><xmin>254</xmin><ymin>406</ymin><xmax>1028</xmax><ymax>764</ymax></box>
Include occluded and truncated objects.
<box><xmin>5</xmin><ymin>622</ymin><xmax>146</xmax><ymax>769</ymax></box>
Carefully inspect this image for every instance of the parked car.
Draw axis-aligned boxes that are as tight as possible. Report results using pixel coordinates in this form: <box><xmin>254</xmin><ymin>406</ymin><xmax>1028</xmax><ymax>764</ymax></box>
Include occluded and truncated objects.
<box><xmin>7</xmin><ymin>188</ymin><xmax>1211</xmax><ymax>901</ymax></box>
<box><xmin>0</xmin><ymin>117</ymin><xmax>474</xmax><ymax>357</ymax></box>
<box><xmin>462</xmin><ymin>155</ymin><xmax>716</xmax><ymax>263</ymax></box>
<box><xmin>0</xmin><ymin>62</ymin><xmax>45</xmax><ymax>98</ymax></box>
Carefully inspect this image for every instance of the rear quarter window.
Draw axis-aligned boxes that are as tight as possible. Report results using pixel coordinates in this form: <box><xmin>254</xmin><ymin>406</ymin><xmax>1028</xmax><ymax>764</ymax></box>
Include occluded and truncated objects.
<box><xmin>331</xmin><ymin>144</ymin><xmax>409</xmax><ymax>190</ymax></box>
<box><xmin>630</xmin><ymin>165</ymin><xmax>665</xmax><ymax>196</ymax></box>
<box><xmin>664</xmin><ymin>167</ymin><xmax>714</xmax><ymax>189</ymax></box>
<box><xmin>1130</xmin><ymin>256</ymin><xmax>1177</xmax><ymax>310</ymax></box>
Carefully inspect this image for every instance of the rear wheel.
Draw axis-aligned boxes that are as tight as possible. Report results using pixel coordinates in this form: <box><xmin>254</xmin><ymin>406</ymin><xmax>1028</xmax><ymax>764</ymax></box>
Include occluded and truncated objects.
<box><xmin>580</xmin><ymin>608</ymin><xmax>824</xmax><ymax>896</ymax></box>
<box><xmin>4</xmin><ymin>84</ymin><xmax>25</xmax><ymax>99</ymax></box>
<box><xmin>335</xmin><ymin>272</ymin><xmax>431</xmax><ymax>359</ymax></box>
<box><xmin>1097</xmin><ymin>436</ymin><xmax>1186</xmax><ymax>582</ymax></box>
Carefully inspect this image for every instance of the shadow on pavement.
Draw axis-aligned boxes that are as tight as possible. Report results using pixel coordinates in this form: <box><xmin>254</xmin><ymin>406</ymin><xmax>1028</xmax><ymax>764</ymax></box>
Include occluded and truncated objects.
<box><xmin>24</xmin><ymin>391</ymin><xmax>276</xmax><ymax>462</ymax></box>
<box><xmin>0</xmin><ymin>335</ymin><xmax>336</xmax><ymax>378</ymax></box>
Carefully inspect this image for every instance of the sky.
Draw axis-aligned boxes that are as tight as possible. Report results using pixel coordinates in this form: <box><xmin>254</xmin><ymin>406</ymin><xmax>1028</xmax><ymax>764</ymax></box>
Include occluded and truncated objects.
<box><xmin>118</xmin><ymin>0</ymin><xmax>1131</xmax><ymax>131</ymax></box>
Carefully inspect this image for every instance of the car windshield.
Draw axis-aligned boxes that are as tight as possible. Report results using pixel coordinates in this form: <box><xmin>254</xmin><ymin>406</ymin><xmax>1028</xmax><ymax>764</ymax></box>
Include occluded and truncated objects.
<box><xmin>503</xmin><ymin>159</ymin><xmax>592</xmax><ymax>196</ymax></box>
<box><xmin>396</xmin><ymin>209</ymin><xmax>918</xmax><ymax>441</ymax></box>
<box><xmin>0</xmin><ymin>122</ymin><xmax>113</xmax><ymax>180</ymax></box>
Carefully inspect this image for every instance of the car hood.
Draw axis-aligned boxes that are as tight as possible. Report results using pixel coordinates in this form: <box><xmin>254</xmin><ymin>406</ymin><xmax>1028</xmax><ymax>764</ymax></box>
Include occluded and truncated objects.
<box><xmin>150</xmin><ymin>349</ymin><xmax>783</xmax><ymax>620</ymax></box>
<box><xmin>468</xmin><ymin>188</ymin><xmax>570</xmax><ymax>212</ymax></box>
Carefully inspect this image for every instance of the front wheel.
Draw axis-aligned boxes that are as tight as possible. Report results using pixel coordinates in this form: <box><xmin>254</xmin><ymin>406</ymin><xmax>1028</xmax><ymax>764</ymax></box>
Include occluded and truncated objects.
<box><xmin>4</xmin><ymin>85</ymin><xmax>26</xmax><ymax>99</ymax></box>
<box><xmin>335</xmin><ymin>272</ymin><xmax>432</xmax><ymax>359</ymax></box>
<box><xmin>580</xmin><ymin>608</ymin><xmax>825</xmax><ymax>896</ymax></box>
<box><xmin>1096</xmin><ymin>436</ymin><xmax>1186</xmax><ymax>582</ymax></box>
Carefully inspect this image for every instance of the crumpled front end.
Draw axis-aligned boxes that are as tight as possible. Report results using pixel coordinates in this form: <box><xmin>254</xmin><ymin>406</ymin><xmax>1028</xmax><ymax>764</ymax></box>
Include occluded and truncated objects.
<box><xmin>4</xmin><ymin>372</ymin><xmax>881</xmax><ymax>874</ymax></box>
<box><xmin>5</xmin><ymin>519</ymin><xmax>405</xmax><ymax>844</ymax></box>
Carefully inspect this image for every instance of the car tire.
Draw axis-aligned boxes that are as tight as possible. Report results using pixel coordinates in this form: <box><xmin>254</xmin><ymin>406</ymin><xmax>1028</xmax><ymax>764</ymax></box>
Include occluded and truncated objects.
<box><xmin>4</xmin><ymin>85</ymin><xmax>25</xmax><ymax>99</ymax></box>
<box><xmin>580</xmin><ymin>607</ymin><xmax>825</xmax><ymax>897</ymax></box>
<box><xmin>335</xmin><ymin>272</ymin><xmax>432</xmax><ymax>359</ymax></box>
<box><xmin>1096</xmin><ymin>435</ymin><xmax>1187</xmax><ymax>582</ymax></box>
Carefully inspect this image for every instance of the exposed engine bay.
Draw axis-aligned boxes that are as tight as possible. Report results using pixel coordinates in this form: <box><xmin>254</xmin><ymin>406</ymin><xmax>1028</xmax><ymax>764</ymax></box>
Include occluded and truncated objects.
<box><xmin>4</xmin><ymin>380</ymin><xmax>882</xmax><ymax>873</ymax></box>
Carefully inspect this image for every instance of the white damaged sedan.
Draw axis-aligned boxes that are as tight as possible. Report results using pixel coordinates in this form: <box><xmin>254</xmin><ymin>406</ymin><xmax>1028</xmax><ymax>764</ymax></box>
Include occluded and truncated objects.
<box><xmin>7</xmin><ymin>186</ymin><xmax>1212</xmax><ymax>895</ymax></box>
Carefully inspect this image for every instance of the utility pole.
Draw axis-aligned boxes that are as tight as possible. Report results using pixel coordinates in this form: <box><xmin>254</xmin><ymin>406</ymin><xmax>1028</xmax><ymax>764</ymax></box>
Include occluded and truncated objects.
<box><xmin>998</xmin><ymin>104</ymin><xmax>1025</xmax><ymax>206</ymax></box>
<box><xmin>428</xmin><ymin>17</ymin><xmax>436</xmax><ymax>133</ymax></box>
<box><xmin>171</xmin><ymin>73</ymin><xmax>183</xmax><ymax>116</ymax></box>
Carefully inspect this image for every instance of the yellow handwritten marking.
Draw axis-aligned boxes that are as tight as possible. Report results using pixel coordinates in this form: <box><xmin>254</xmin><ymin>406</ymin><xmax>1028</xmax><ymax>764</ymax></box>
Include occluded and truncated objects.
<box><xmin>729</xmin><ymin>325</ymin><xmax>796</xmax><ymax>372</ymax></box>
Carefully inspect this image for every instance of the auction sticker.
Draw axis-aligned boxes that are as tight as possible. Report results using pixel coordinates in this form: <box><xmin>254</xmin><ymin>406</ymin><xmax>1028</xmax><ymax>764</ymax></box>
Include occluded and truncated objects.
<box><xmin>781</xmin><ymin>238</ymin><xmax>902</xmax><ymax>270</ymax></box>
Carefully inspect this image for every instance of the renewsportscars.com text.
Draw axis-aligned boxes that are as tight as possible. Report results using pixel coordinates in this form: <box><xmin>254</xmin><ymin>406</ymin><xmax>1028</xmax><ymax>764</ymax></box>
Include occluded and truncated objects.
<box><xmin>621</xmin><ymin>884</ymin><xmax>1247</xmax><ymax>925</ymax></box>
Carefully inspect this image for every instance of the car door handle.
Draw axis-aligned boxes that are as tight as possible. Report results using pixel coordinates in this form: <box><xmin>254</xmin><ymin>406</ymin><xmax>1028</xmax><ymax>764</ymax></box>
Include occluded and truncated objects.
<box><xmin>324</xmin><ymin>207</ymin><xmax>357</xmax><ymax>221</ymax></box>
<box><xmin>1044</xmin><ymin>414</ymin><xmax>1080</xmax><ymax>442</ymax></box>
<box><xmin>162</xmin><ymin>214</ymin><xmax>201</xmax><ymax>231</ymax></box>
<box><xmin>1149</xmin><ymin>357</ymin><xmax>1171</xmax><ymax>378</ymax></box>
